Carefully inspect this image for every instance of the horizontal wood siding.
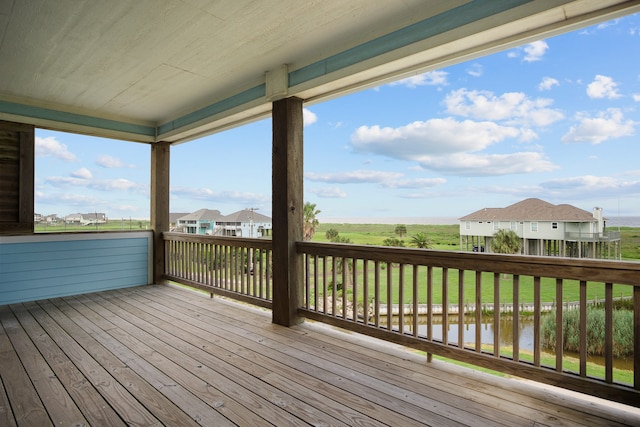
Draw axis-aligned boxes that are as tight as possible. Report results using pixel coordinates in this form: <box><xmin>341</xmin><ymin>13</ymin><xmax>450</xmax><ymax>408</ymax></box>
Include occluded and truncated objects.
<box><xmin>0</xmin><ymin>232</ymin><xmax>152</xmax><ymax>305</ymax></box>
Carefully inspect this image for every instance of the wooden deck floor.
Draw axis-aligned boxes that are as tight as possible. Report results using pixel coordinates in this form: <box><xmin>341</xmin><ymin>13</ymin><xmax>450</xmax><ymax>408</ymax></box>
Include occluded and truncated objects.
<box><xmin>1</xmin><ymin>285</ymin><xmax>639</xmax><ymax>427</ymax></box>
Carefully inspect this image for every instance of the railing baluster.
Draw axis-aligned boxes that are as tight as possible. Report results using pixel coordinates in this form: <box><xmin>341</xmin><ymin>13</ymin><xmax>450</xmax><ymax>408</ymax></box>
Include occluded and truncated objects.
<box><xmin>475</xmin><ymin>271</ymin><xmax>482</xmax><ymax>352</ymax></box>
<box><xmin>534</xmin><ymin>276</ymin><xmax>541</xmax><ymax>367</ymax></box>
<box><xmin>513</xmin><ymin>274</ymin><xmax>520</xmax><ymax>362</ymax></box>
<box><xmin>322</xmin><ymin>256</ymin><xmax>328</xmax><ymax>314</ymax></box>
<box><xmin>331</xmin><ymin>256</ymin><xmax>337</xmax><ymax>317</ymax></box>
<box><xmin>303</xmin><ymin>254</ymin><xmax>318</xmax><ymax>310</ymax></box>
<box><xmin>580</xmin><ymin>280</ymin><xmax>587</xmax><ymax>377</ymax></box>
<box><xmin>413</xmin><ymin>265</ymin><xmax>419</xmax><ymax>338</ymax></box>
<box><xmin>387</xmin><ymin>262</ymin><xmax>392</xmax><ymax>331</ymax></box>
<box><xmin>442</xmin><ymin>267</ymin><xmax>448</xmax><ymax>345</ymax></box>
<box><xmin>458</xmin><ymin>269</ymin><xmax>464</xmax><ymax>348</ymax></box>
<box><xmin>634</xmin><ymin>285</ymin><xmax>640</xmax><ymax>390</ymax></box>
<box><xmin>342</xmin><ymin>257</ymin><xmax>347</xmax><ymax>320</ymax></box>
<box><xmin>313</xmin><ymin>254</ymin><xmax>319</xmax><ymax>311</ymax></box>
<box><xmin>374</xmin><ymin>260</ymin><xmax>380</xmax><ymax>328</ymax></box>
<box><xmin>352</xmin><ymin>258</ymin><xmax>358</xmax><ymax>323</ymax></box>
<box><xmin>555</xmin><ymin>278</ymin><xmax>563</xmax><ymax>372</ymax></box>
<box><xmin>399</xmin><ymin>263</ymin><xmax>405</xmax><ymax>334</ymax></box>
<box><xmin>363</xmin><ymin>259</ymin><xmax>369</xmax><ymax>326</ymax></box>
<box><xmin>427</xmin><ymin>266</ymin><xmax>433</xmax><ymax>362</ymax></box>
<box><xmin>605</xmin><ymin>282</ymin><xmax>613</xmax><ymax>383</ymax></box>
<box><xmin>493</xmin><ymin>272</ymin><xmax>500</xmax><ymax>357</ymax></box>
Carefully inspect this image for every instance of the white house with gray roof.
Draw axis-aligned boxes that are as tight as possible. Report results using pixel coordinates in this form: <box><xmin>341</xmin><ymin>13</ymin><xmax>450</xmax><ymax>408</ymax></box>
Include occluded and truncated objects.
<box><xmin>175</xmin><ymin>208</ymin><xmax>272</xmax><ymax>237</ymax></box>
<box><xmin>459</xmin><ymin>198</ymin><xmax>620</xmax><ymax>259</ymax></box>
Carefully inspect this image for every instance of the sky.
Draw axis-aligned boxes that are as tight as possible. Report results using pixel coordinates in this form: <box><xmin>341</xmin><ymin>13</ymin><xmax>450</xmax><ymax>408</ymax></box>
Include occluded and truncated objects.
<box><xmin>35</xmin><ymin>13</ymin><xmax>640</xmax><ymax>223</ymax></box>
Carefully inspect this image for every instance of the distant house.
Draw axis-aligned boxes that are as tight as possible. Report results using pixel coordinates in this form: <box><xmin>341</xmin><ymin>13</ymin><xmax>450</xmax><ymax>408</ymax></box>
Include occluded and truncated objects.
<box><xmin>217</xmin><ymin>209</ymin><xmax>272</xmax><ymax>237</ymax></box>
<box><xmin>175</xmin><ymin>209</ymin><xmax>224</xmax><ymax>235</ymax></box>
<box><xmin>64</xmin><ymin>212</ymin><xmax>107</xmax><ymax>226</ymax></box>
<box><xmin>175</xmin><ymin>208</ymin><xmax>272</xmax><ymax>237</ymax></box>
<box><xmin>169</xmin><ymin>213</ymin><xmax>189</xmax><ymax>231</ymax></box>
<box><xmin>459</xmin><ymin>198</ymin><xmax>620</xmax><ymax>259</ymax></box>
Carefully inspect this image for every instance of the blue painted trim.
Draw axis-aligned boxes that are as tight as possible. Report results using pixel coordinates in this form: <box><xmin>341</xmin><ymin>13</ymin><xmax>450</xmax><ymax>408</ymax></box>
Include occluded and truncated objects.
<box><xmin>0</xmin><ymin>101</ymin><xmax>155</xmax><ymax>137</ymax></box>
<box><xmin>289</xmin><ymin>0</ymin><xmax>534</xmax><ymax>87</ymax></box>
<box><xmin>157</xmin><ymin>84</ymin><xmax>266</xmax><ymax>135</ymax></box>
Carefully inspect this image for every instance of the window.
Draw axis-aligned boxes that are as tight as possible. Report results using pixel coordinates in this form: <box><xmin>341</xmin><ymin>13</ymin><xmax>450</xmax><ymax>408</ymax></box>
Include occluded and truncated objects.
<box><xmin>465</xmin><ymin>221</ymin><xmax>470</xmax><ymax>230</ymax></box>
<box><xmin>493</xmin><ymin>221</ymin><xmax>499</xmax><ymax>231</ymax></box>
<box><xmin>510</xmin><ymin>221</ymin><xmax>516</xmax><ymax>230</ymax></box>
<box><xmin>552</xmin><ymin>222</ymin><xmax>558</xmax><ymax>229</ymax></box>
<box><xmin>531</xmin><ymin>222</ymin><xmax>538</xmax><ymax>232</ymax></box>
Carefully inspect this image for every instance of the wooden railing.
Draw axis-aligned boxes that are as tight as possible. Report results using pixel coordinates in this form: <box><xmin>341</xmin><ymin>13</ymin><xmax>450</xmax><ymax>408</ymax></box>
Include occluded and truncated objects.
<box><xmin>162</xmin><ymin>233</ymin><xmax>640</xmax><ymax>406</ymax></box>
<box><xmin>296</xmin><ymin>241</ymin><xmax>640</xmax><ymax>407</ymax></box>
<box><xmin>163</xmin><ymin>232</ymin><xmax>273</xmax><ymax>308</ymax></box>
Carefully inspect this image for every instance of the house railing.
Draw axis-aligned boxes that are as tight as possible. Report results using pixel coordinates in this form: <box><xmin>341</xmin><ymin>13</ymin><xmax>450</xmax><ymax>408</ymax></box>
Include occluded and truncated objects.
<box><xmin>163</xmin><ymin>232</ymin><xmax>273</xmax><ymax>308</ymax></box>
<box><xmin>565</xmin><ymin>230</ymin><xmax>621</xmax><ymax>241</ymax></box>
<box><xmin>162</xmin><ymin>233</ymin><xmax>640</xmax><ymax>406</ymax></box>
<box><xmin>296</xmin><ymin>241</ymin><xmax>640</xmax><ymax>407</ymax></box>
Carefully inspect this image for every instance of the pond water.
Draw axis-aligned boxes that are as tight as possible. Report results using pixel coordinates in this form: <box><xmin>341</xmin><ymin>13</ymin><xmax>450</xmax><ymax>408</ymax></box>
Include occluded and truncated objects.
<box><xmin>392</xmin><ymin>316</ymin><xmax>634</xmax><ymax>371</ymax></box>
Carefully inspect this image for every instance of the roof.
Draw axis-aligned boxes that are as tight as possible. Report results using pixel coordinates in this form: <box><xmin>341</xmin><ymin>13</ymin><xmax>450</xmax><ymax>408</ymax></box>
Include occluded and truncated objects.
<box><xmin>459</xmin><ymin>198</ymin><xmax>596</xmax><ymax>222</ymax></box>
<box><xmin>176</xmin><ymin>209</ymin><xmax>223</xmax><ymax>222</ymax></box>
<box><xmin>220</xmin><ymin>209</ymin><xmax>272</xmax><ymax>223</ymax></box>
<box><xmin>2</xmin><ymin>1</ymin><xmax>638</xmax><ymax>143</ymax></box>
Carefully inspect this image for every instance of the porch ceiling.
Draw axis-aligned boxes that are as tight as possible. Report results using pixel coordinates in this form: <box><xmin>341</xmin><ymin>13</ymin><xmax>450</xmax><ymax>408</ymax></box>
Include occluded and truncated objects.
<box><xmin>1</xmin><ymin>0</ymin><xmax>639</xmax><ymax>143</ymax></box>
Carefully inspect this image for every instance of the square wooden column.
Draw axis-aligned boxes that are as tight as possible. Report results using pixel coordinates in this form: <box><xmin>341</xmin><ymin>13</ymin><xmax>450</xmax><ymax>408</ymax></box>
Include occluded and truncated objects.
<box><xmin>272</xmin><ymin>97</ymin><xmax>304</xmax><ymax>326</ymax></box>
<box><xmin>151</xmin><ymin>141</ymin><xmax>170</xmax><ymax>285</ymax></box>
<box><xmin>0</xmin><ymin>120</ymin><xmax>34</xmax><ymax>235</ymax></box>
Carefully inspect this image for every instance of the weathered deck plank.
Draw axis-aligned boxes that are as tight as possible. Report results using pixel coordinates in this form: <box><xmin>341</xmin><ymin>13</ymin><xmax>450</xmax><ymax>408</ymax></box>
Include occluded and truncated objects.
<box><xmin>0</xmin><ymin>284</ymin><xmax>639</xmax><ymax>426</ymax></box>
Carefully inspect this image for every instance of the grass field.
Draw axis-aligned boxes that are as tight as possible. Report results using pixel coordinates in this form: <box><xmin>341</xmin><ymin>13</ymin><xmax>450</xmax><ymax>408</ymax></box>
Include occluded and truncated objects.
<box><xmin>314</xmin><ymin>222</ymin><xmax>640</xmax><ymax>260</ymax></box>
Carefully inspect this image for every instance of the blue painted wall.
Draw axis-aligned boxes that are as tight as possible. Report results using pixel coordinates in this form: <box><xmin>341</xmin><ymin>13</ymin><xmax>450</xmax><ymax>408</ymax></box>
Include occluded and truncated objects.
<box><xmin>0</xmin><ymin>232</ymin><xmax>152</xmax><ymax>305</ymax></box>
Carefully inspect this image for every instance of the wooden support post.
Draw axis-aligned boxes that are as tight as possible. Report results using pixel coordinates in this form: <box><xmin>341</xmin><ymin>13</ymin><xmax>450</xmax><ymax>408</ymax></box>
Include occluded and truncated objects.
<box><xmin>0</xmin><ymin>121</ymin><xmax>34</xmax><ymax>235</ymax></box>
<box><xmin>272</xmin><ymin>97</ymin><xmax>304</xmax><ymax>326</ymax></box>
<box><xmin>151</xmin><ymin>141</ymin><xmax>170</xmax><ymax>285</ymax></box>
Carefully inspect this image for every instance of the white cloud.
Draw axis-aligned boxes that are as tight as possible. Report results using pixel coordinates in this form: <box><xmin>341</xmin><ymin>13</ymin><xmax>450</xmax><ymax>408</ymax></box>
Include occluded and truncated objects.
<box><xmin>444</xmin><ymin>88</ymin><xmax>564</xmax><ymax>127</ymax></box>
<box><xmin>390</xmin><ymin>70</ymin><xmax>448</xmax><ymax>88</ymax></box>
<box><xmin>351</xmin><ymin>118</ymin><xmax>522</xmax><ymax>159</ymax></box>
<box><xmin>96</xmin><ymin>154</ymin><xmax>128</xmax><ymax>168</ymax></box>
<box><xmin>44</xmin><ymin>175</ymin><xmax>147</xmax><ymax>193</ymax></box>
<box><xmin>71</xmin><ymin>167</ymin><xmax>92</xmax><ymax>179</ymax></box>
<box><xmin>562</xmin><ymin>108</ymin><xmax>635</xmax><ymax>144</ymax></box>
<box><xmin>380</xmin><ymin>177</ymin><xmax>446</xmax><ymax>189</ymax></box>
<box><xmin>523</xmin><ymin>40</ymin><xmax>549</xmax><ymax>62</ymax></box>
<box><xmin>310</xmin><ymin>187</ymin><xmax>348</xmax><ymax>198</ymax></box>
<box><xmin>540</xmin><ymin>175</ymin><xmax>640</xmax><ymax>196</ymax></box>
<box><xmin>303</xmin><ymin>108</ymin><xmax>317</xmax><ymax>126</ymax></box>
<box><xmin>35</xmin><ymin>136</ymin><xmax>77</xmax><ymax>161</ymax></box>
<box><xmin>416</xmin><ymin>152</ymin><xmax>557</xmax><ymax>176</ymax></box>
<box><xmin>538</xmin><ymin>77</ymin><xmax>559</xmax><ymax>91</ymax></box>
<box><xmin>171</xmin><ymin>186</ymin><xmax>269</xmax><ymax>204</ymax></box>
<box><xmin>466</xmin><ymin>63</ymin><xmax>483</xmax><ymax>77</ymax></box>
<box><xmin>305</xmin><ymin>170</ymin><xmax>403</xmax><ymax>184</ymax></box>
<box><xmin>586</xmin><ymin>75</ymin><xmax>621</xmax><ymax>99</ymax></box>
<box><xmin>632</xmin><ymin>93</ymin><xmax>640</xmax><ymax>102</ymax></box>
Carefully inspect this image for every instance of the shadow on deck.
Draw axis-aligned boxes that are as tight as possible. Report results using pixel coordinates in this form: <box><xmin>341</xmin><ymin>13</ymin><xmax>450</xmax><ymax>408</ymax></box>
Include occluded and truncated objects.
<box><xmin>1</xmin><ymin>284</ymin><xmax>638</xmax><ymax>426</ymax></box>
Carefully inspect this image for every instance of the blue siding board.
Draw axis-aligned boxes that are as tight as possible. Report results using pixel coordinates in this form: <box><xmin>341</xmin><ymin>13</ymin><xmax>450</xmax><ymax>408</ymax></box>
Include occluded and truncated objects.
<box><xmin>0</xmin><ymin>234</ymin><xmax>151</xmax><ymax>305</ymax></box>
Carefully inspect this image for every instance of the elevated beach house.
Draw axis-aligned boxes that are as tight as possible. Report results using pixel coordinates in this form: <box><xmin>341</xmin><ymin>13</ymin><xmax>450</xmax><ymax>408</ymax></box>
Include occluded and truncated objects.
<box><xmin>459</xmin><ymin>198</ymin><xmax>621</xmax><ymax>259</ymax></box>
<box><xmin>1</xmin><ymin>2</ymin><xmax>639</xmax><ymax>425</ymax></box>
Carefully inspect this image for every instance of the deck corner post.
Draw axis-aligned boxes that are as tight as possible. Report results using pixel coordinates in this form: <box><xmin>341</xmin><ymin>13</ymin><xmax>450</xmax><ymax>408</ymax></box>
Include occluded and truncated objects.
<box><xmin>151</xmin><ymin>141</ymin><xmax>170</xmax><ymax>285</ymax></box>
<box><xmin>272</xmin><ymin>97</ymin><xmax>304</xmax><ymax>326</ymax></box>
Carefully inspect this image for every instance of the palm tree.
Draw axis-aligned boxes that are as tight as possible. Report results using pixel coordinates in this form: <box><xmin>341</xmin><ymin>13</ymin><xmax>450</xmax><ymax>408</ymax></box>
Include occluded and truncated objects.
<box><xmin>303</xmin><ymin>202</ymin><xmax>321</xmax><ymax>241</ymax></box>
<box><xmin>410</xmin><ymin>232</ymin><xmax>431</xmax><ymax>249</ymax></box>
<box><xmin>382</xmin><ymin>237</ymin><xmax>405</xmax><ymax>247</ymax></box>
<box><xmin>394</xmin><ymin>224</ymin><xmax>407</xmax><ymax>238</ymax></box>
<box><xmin>491</xmin><ymin>229</ymin><xmax>522</xmax><ymax>254</ymax></box>
<box><xmin>325</xmin><ymin>228</ymin><xmax>339</xmax><ymax>241</ymax></box>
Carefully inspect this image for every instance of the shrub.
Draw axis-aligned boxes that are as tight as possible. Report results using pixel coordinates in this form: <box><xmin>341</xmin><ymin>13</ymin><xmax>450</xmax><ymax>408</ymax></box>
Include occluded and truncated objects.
<box><xmin>541</xmin><ymin>307</ymin><xmax>633</xmax><ymax>358</ymax></box>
